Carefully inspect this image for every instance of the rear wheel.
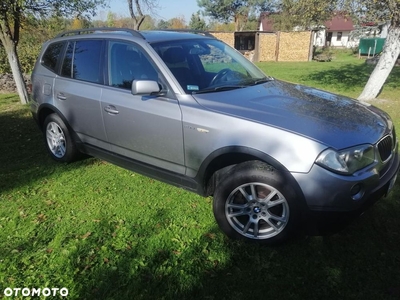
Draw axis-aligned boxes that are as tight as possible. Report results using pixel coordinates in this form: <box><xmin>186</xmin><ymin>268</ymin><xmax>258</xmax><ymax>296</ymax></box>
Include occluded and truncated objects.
<box><xmin>43</xmin><ymin>114</ymin><xmax>79</xmax><ymax>162</ymax></box>
<box><xmin>213</xmin><ymin>161</ymin><xmax>299</xmax><ymax>245</ymax></box>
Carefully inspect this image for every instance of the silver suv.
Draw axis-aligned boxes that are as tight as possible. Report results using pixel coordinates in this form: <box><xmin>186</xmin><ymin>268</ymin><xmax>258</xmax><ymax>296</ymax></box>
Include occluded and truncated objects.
<box><xmin>31</xmin><ymin>28</ymin><xmax>399</xmax><ymax>245</ymax></box>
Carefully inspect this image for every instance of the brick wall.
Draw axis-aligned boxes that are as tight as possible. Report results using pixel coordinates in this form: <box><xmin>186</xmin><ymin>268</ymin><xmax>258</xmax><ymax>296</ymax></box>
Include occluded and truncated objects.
<box><xmin>212</xmin><ymin>31</ymin><xmax>312</xmax><ymax>62</ymax></box>
<box><xmin>258</xmin><ymin>33</ymin><xmax>277</xmax><ymax>61</ymax></box>
<box><xmin>210</xmin><ymin>32</ymin><xmax>235</xmax><ymax>48</ymax></box>
<box><xmin>278</xmin><ymin>32</ymin><xmax>311</xmax><ymax>62</ymax></box>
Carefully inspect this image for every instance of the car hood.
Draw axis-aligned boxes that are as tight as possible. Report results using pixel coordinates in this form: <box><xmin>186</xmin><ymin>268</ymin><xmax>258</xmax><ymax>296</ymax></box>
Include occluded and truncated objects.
<box><xmin>192</xmin><ymin>80</ymin><xmax>389</xmax><ymax>149</ymax></box>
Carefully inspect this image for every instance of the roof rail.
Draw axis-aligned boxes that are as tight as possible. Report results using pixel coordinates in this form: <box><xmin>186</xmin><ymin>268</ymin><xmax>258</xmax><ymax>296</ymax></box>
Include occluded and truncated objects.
<box><xmin>56</xmin><ymin>27</ymin><xmax>145</xmax><ymax>39</ymax></box>
<box><xmin>158</xmin><ymin>29</ymin><xmax>215</xmax><ymax>38</ymax></box>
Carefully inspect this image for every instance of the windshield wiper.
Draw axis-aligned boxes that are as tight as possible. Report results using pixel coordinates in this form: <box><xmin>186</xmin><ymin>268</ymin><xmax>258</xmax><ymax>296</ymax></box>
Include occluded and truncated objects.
<box><xmin>247</xmin><ymin>77</ymin><xmax>273</xmax><ymax>86</ymax></box>
<box><xmin>193</xmin><ymin>85</ymin><xmax>245</xmax><ymax>94</ymax></box>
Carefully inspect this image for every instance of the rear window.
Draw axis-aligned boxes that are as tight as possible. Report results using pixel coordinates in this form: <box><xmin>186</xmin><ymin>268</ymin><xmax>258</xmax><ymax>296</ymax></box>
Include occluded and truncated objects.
<box><xmin>61</xmin><ymin>40</ymin><xmax>103</xmax><ymax>84</ymax></box>
<box><xmin>41</xmin><ymin>42</ymin><xmax>64</xmax><ymax>73</ymax></box>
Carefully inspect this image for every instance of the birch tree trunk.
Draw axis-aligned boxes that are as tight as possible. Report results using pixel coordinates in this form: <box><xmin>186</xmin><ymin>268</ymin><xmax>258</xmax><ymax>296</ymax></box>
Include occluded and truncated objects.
<box><xmin>358</xmin><ymin>26</ymin><xmax>400</xmax><ymax>101</ymax></box>
<box><xmin>0</xmin><ymin>21</ymin><xmax>29</xmax><ymax>105</ymax></box>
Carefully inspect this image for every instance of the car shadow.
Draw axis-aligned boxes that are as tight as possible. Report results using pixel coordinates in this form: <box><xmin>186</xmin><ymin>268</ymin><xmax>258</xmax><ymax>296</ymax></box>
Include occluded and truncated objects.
<box><xmin>0</xmin><ymin>102</ymin><xmax>95</xmax><ymax>194</ymax></box>
<box><xmin>67</xmin><ymin>187</ymin><xmax>400</xmax><ymax>299</ymax></box>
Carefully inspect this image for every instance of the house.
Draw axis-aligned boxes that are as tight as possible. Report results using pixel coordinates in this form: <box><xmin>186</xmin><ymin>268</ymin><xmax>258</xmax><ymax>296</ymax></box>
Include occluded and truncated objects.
<box><xmin>320</xmin><ymin>14</ymin><xmax>355</xmax><ymax>47</ymax></box>
<box><xmin>259</xmin><ymin>12</ymin><xmax>356</xmax><ymax>48</ymax></box>
<box><xmin>258</xmin><ymin>12</ymin><xmax>277</xmax><ymax>32</ymax></box>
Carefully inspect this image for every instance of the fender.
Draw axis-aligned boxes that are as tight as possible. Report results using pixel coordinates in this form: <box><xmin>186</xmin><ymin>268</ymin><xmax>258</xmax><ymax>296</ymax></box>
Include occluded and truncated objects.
<box><xmin>37</xmin><ymin>103</ymin><xmax>83</xmax><ymax>148</ymax></box>
<box><xmin>194</xmin><ymin>146</ymin><xmax>308</xmax><ymax>212</ymax></box>
<box><xmin>37</xmin><ymin>103</ymin><xmax>68</xmax><ymax>128</ymax></box>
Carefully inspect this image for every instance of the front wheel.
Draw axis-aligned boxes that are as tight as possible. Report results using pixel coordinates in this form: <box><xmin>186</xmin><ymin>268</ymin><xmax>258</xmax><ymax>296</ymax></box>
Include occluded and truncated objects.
<box><xmin>213</xmin><ymin>161</ymin><xmax>300</xmax><ymax>245</ymax></box>
<box><xmin>43</xmin><ymin>114</ymin><xmax>79</xmax><ymax>163</ymax></box>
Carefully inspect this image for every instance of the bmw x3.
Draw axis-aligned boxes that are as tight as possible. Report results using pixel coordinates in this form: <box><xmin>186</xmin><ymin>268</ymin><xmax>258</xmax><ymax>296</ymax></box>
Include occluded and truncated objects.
<box><xmin>30</xmin><ymin>28</ymin><xmax>399</xmax><ymax>245</ymax></box>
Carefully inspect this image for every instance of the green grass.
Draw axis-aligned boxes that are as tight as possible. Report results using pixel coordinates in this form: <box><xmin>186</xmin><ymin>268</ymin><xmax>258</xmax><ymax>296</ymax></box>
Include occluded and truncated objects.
<box><xmin>1</xmin><ymin>54</ymin><xmax>400</xmax><ymax>300</ymax></box>
<box><xmin>256</xmin><ymin>49</ymin><xmax>400</xmax><ymax>101</ymax></box>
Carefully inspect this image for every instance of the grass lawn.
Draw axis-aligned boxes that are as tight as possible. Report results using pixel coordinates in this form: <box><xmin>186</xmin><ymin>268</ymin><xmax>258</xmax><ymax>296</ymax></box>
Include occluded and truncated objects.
<box><xmin>256</xmin><ymin>49</ymin><xmax>400</xmax><ymax>102</ymax></box>
<box><xmin>1</xmin><ymin>53</ymin><xmax>399</xmax><ymax>299</ymax></box>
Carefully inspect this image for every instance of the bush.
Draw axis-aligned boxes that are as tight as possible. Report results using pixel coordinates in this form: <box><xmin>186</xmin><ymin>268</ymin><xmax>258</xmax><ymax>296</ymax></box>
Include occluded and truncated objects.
<box><xmin>0</xmin><ymin>40</ymin><xmax>42</xmax><ymax>74</ymax></box>
<box><xmin>0</xmin><ymin>46</ymin><xmax>11</xmax><ymax>74</ymax></box>
<box><xmin>0</xmin><ymin>16</ymin><xmax>70</xmax><ymax>74</ymax></box>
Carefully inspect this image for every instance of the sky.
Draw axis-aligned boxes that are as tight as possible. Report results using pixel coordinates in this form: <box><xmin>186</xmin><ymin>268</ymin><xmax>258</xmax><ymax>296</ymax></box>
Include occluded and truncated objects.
<box><xmin>98</xmin><ymin>0</ymin><xmax>201</xmax><ymax>22</ymax></box>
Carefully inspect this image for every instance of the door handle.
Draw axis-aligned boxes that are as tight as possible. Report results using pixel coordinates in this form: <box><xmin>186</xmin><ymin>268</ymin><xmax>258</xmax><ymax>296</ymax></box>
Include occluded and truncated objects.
<box><xmin>104</xmin><ymin>105</ymin><xmax>119</xmax><ymax>115</ymax></box>
<box><xmin>57</xmin><ymin>93</ymin><xmax>67</xmax><ymax>100</ymax></box>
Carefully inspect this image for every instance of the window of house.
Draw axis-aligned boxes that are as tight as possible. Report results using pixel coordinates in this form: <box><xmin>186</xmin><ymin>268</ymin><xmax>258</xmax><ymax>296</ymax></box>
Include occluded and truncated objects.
<box><xmin>61</xmin><ymin>40</ymin><xmax>103</xmax><ymax>84</ymax></box>
<box><xmin>42</xmin><ymin>42</ymin><xmax>64</xmax><ymax>73</ymax></box>
<box><xmin>337</xmin><ymin>32</ymin><xmax>343</xmax><ymax>42</ymax></box>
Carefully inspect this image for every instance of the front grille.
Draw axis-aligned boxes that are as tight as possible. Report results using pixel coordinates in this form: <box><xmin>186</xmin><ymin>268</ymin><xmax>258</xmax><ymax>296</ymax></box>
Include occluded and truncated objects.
<box><xmin>377</xmin><ymin>135</ymin><xmax>393</xmax><ymax>162</ymax></box>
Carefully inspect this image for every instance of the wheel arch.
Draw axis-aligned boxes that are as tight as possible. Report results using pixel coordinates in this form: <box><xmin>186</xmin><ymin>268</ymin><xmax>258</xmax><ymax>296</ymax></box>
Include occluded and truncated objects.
<box><xmin>196</xmin><ymin>146</ymin><xmax>307</xmax><ymax>210</ymax></box>
<box><xmin>37</xmin><ymin>104</ymin><xmax>83</xmax><ymax>149</ymax></box>
<box><xmin>37</xmin><ymin>104</ymin><xmax>68</xmax><ymax>130</ymax></box>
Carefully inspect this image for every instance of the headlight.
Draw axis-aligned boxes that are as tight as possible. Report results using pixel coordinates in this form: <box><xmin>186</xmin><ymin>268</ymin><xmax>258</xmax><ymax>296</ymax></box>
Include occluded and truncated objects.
<box><xmin>316</xmin><ymin>145</ymin><xmax>375</xmax><ymax>175</ymax></box>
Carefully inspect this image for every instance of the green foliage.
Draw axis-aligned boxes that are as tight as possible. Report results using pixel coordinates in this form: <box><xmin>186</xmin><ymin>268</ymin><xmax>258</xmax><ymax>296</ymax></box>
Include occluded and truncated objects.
<box><xmin>197</xmin><ymin>0</ymin><xmax>266</xmax><ymax>22</ymax></box>
<box><xmin>169</xmin><ymin>16</ymin><xmax>187</xmax><ymax>29</ymax></box>
<box><xmin>0</xmin><ymin>0</ymin><xmax>105</xmax><ymax>104</ymax></box>
<box><xmin>92</xmin><ymin>15</ymin><xmax>156</xmax><ymax>30</ymax></box>
<box><xmin>208</xmin><ymin>20</ymin><xmax>236</xmax><ymax>31</ymax></box>
<box><xmin>197</xmin><ymin>0</ymin><xmax>274</xmax><ymax>30</ymax></box>
<box><xmin>0</xmin><ymin>16</ymin><xmax>70</xmax><ymax>74</ymax></box>
<box><xmin>0</xmin><ymin>47</ymin><xmax>10</xmax><ymax>73</ymax></box>
<box><xmin>157</xmin><ymin>19</ymin><xmax>171</xmax><ymax>29</ymax></box>
<box><xmin>106</xmin><ymin>11</ymin><xmax>115</xmax><ymax>27</ymax></box>
<box><xmin>272</xmin><ymin>0</ymin><xmax>339</xmax><ymax>30</ymax></box>
<box><xmin>1</xmin><ymin>0</ymin><xmax>105</xmax><ymax>24</ymax></box>
<box><xmin>189</xmin><ymin>13</ymin><xmax>208</xmax><ymax>30</ymax></box>
<box><xmin>349</xmin><ymin>0</ymin><xmax>400</xmax><ymax>26</ymax></box>
<box><xmin>243</xmin><ymin>14</ymin><xmax>259</xmax><ymax>30</ymax></box>
<box><xmin>15</xmin><ymin>42</ymin><xmax>41</xmax><ymax>74</ymax></box>
<box><xmin>140</xmin><ymin>15</ymin><xmax>156</xmax><ymax>30</ymax></box>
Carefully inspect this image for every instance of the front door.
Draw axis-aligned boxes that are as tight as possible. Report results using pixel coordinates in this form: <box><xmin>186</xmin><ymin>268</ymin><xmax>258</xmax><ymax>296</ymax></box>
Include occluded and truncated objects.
<box><xmin>101</xmin><ymin>41</ymin><xmax>185</xmax><ymax>174</ymax></box>
<box><xmin>326</xmin><ymin>32</ymin><xmax>333</xmax><ymax>47</ymax></box>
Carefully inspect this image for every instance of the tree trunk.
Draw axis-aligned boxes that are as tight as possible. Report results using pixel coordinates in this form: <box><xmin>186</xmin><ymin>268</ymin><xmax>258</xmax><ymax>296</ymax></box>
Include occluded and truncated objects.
<box><xmin>0</xmin><ymin>23</ymin><xmax>29</xmax><ymax>104</ymax></box>
<box><xmin>133</xmin><ymin>15</ymin><xmax>146</xmax><ymax>30</ymax></box>
<box><xmin>358</xmin><ymin>26</ymin><xmax>400</xmax><ymax>101</ymax></box>
<box><xmin>128</xmin><ymin>0</ymin><xmax>146</xmax><ymax>30</ymax></box>
<box><xmin>6</xmin><ymin>42</ymin><xmax>29</xmax><ymax>104</ymax></box>
<box><xmin>234</xmin><ymin>16</ymin><xmax>240</xmax><ymax>31</ymax></box>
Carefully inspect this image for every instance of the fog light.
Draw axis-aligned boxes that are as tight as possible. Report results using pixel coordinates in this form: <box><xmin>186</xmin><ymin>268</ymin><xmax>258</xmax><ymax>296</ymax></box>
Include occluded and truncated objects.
<box><xmin>350</xmin><ymin>183</ymin><xmax>364</xmax><ymax>200</ymax></box>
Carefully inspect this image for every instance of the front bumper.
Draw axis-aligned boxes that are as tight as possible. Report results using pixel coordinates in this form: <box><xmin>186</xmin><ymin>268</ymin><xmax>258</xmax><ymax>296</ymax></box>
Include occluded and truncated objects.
<box><xmin>293</xmin><ymin>147</ymin><xmax>399</xmax><ymax>235</ymax></box>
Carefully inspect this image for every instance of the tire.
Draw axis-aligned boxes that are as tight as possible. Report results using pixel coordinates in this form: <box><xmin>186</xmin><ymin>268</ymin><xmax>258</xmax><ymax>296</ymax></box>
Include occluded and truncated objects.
<box><xmin>43</xmin><ymin>114</ymin><xmax>79</xmax><ymax>163</ymax></box>
<box><xmin>213</xmin><ymin>161</ymin><xmax>300</xmax><ymax>245</ymax></box>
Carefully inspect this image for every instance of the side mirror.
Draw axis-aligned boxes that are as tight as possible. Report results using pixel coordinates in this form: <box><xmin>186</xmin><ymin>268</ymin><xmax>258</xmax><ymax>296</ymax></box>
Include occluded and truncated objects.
<box><xmin>131</xmin><ymin>80</ymin><xmax>162</xmax><ymax>95</ymax></box>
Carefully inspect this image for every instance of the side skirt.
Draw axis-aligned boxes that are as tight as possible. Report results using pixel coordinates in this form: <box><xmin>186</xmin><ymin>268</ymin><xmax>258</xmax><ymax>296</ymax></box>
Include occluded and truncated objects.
<box><xmin>82</xmin><ymin>143</ymin><xmax>201</xmax><ymax>195</ymax></box>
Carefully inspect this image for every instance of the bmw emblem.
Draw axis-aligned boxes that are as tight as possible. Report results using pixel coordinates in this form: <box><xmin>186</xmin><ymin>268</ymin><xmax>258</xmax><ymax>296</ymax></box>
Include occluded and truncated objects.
<box><xmin>254</xmin><ymin>207</ymin><xmax>261</xmax><ymax>213</ymax></box>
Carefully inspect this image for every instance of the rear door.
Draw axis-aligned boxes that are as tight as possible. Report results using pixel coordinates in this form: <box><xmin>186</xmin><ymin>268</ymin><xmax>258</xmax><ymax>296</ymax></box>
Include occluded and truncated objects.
<box><xmin>54</xmin><ymin>39</ymin><xmax>108</xmax><ymax>147</ymax></box>
<box><xmin>101</xmin><ymin>40</ymin><xmax>185</xmax><ymax>174</ymax></box>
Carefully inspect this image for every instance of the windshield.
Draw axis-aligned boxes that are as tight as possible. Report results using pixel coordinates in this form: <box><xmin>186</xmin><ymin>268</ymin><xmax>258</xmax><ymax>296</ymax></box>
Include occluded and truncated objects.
<box><xmin>151</xmin><ymin>38</ymin><xmax>270</xmax><ymax>94</ymax></box>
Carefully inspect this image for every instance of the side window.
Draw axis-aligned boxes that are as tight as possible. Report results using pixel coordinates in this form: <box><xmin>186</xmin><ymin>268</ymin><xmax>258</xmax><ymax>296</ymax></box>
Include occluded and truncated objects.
<box><xmin>61</xmin><ymin>40</ymin><xmax>103</xmax><ymax>84</ymax></box>
<box><xmin>61</xmin><ymin>42</ymin><xmax>73</xmax><ymax>78</ymax></box>
<box><xmin>42</xmin><ymin>42</ymin><xmax>64</xmax><ymax>73</ymax></box>
<box><xmin>108</xmin><ymin>41</ymin><xmax>158</xmax><ymax>90</ymax></box>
